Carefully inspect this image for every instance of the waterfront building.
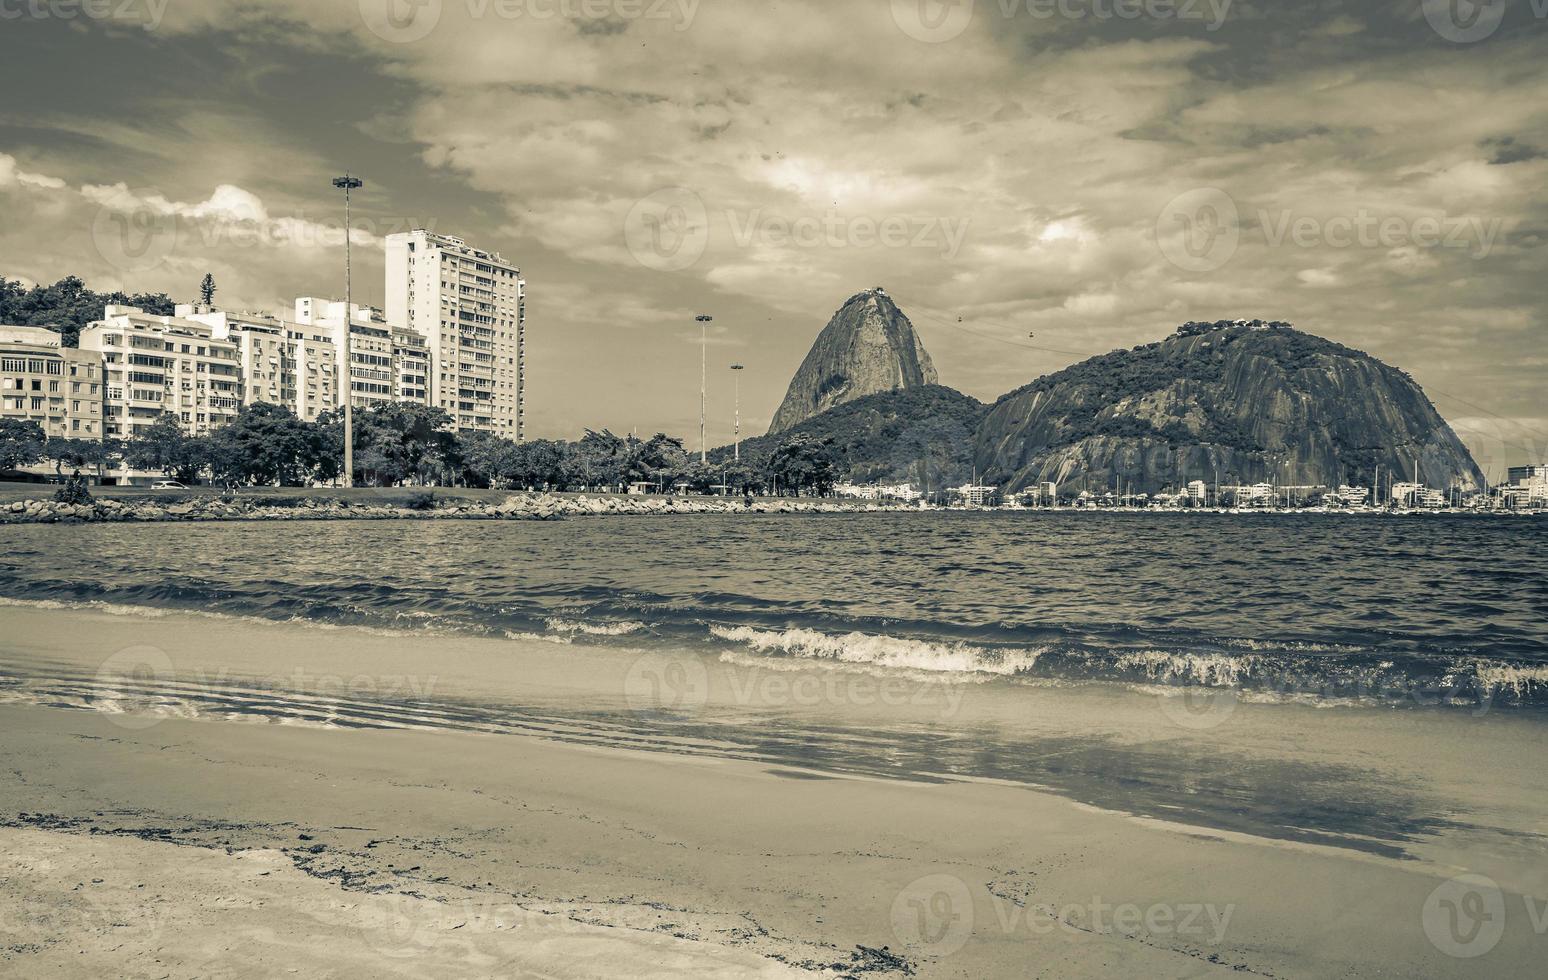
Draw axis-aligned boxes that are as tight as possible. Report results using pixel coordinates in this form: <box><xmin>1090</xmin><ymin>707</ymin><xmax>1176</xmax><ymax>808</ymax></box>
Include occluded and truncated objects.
<box><xmin>392</xmin><ymin>325</ymin><xmax>431</xmax><ymax>406</ymax></box>
<box><xmin>293</xmin><ymin>298</ymin><xmax>395</xmax><ymax>412</ymax></box>
<box><xmin>1391</xmin><ymin>482</ymin><xmax>1421</xmax><ymax>507</ymax></box>
<box><xmin>1331</xmin><ymin>485</ymin><xmax>1370</xmax><ymax>506</ymax></box>
<box><xmin>81</xmin><ymin>307</ymin><xmax>241</xmax><ymax>440</ymax></box>
<box><xmin>0</xmin><ymin>326</ymin><xmax>104</xmax><ymax>443</ymax></box>
<box><xmin>951</xmin><ymin>484</ymin><xmax>999</xmax><ymax>507</ymax></box>
<box><xmin>384</xmin><ymin>229</ymin><xmax>526</xmax><ymax>438</ymax></box>
<box><xmin>1507</xmin><ymin>465</ymin><xmax>1548</xmax><ymax>486</ymax></box>
<box><xmin>1185</xmin><ymin>480</ymin><xmax>1208</xmax><ymax>503</ymax></box>
<box><xmin>179</xmin><ymin>306</ymin><xmax>339</xmax><ymax>422</ymax></box>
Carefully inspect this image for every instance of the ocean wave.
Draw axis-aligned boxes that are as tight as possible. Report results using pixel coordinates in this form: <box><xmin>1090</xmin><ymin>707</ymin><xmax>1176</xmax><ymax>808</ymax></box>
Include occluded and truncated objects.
<box><xmin>545</xmin><ymin>618</ymin><xmax>647</xmax><ymax>637</ymax></box>
<box><xmin>1470</xmin><ymin>663</ymin><xmax>1548</xmax><ymax>699</ymax></box>
<box><xmin>709</xmin><ymin>625</ymin><xmax>1045</xmax><ymax>677</ymax></box>
<box><xmin>0</xmin><ymin>595</ymin><xmax>472</xmax><ymax>640</ymax></box>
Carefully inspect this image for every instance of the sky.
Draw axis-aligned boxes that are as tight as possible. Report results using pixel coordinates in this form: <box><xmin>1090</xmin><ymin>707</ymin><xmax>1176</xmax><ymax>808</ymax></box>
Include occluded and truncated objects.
<box><xmin>0</xmin><ymin>0</ymin><xmax>1544</xmax><ymax>472</ymax></box>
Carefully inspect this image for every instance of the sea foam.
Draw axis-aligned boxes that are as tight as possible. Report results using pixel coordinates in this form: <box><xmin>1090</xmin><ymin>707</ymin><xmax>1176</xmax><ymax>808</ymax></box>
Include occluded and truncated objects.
<box><xmin>709</xmin><ymin>625</ymin><xmax>1044</xmax><ymax>676</ymax></box>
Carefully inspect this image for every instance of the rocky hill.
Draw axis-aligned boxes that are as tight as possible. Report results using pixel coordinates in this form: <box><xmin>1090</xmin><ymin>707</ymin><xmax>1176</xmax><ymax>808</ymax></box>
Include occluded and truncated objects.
<box><xmin>769</xmin><ymin>288</ymin><xmax>938</xmax><ymax>433</ymax></box>
<box><xmin>718</xmin><ymin>385</ymin><xmax>986</xmax><ymax>486</ymax></box>
<box><xmin>973</xmin><ymin>320</ymin><xmax>1485</xmax><ymax>494</ymax></box>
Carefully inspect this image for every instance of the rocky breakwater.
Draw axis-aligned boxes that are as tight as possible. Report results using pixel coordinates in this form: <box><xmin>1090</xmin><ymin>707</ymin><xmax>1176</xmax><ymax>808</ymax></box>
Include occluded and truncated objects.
<box><xmin>0</xmin><ymin>493</ymin><xmax>892</xmax><ymax>525</ymax></box>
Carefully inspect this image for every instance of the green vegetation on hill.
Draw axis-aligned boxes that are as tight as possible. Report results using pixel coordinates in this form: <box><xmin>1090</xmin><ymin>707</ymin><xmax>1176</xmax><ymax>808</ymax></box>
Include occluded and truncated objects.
<box><xmin>716</xmin><ymin>384</ymin><xmax>986</xmax><ymax>487</ymax></box>
<box><xmin>0</xmin><ymin>276</ymin><xmax>176</xmax><ymax>347</ymax></box>
<box><xmin>975</xmin><ymin>322</ymin><xmax>1484</xmax><ymax>493</ymax></box>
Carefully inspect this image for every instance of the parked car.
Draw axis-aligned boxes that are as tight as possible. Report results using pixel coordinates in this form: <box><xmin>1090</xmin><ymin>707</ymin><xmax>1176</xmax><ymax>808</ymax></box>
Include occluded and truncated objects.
<box><xmin>150</xmin><ymin>480</ymin><xmax>188</xmax><ymax>490</ymax></box>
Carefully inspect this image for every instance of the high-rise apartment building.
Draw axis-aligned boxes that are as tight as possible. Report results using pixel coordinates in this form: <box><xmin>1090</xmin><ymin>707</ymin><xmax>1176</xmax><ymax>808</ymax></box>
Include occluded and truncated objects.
<box><xmin>81</xmin><ymin>307</ymin><xmax>242</xmax><ymax>439</ymax></box>
<box><xmin>384</xmin><ymin>229</ymin><xmax>526</xmax><ymax>438</ymax></box>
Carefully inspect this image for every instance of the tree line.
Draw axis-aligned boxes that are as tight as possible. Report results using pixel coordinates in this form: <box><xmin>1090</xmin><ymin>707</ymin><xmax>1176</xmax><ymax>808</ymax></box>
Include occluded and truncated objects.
<box><xmin>0</xmin><ymin>403</ymin><xmax>841</xmax><ymax>496</ymax></box>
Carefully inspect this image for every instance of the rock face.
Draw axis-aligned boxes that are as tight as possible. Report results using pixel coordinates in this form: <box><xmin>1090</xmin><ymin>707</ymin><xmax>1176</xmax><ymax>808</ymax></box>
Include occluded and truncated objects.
<box><xmin>769</xmin><ymin>288</ymin><xmax>938</xmax><ymax>434</ymax></box>
<box><xmin>974</xmin><ymin>320</ymin><xmax>1486</xmax><ymax>494</ymax></box>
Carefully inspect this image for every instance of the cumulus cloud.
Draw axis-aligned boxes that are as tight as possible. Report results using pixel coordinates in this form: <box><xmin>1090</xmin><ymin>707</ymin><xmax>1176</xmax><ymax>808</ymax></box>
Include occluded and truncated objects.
<box><xmin>3</xmin><ymin>0</ymin><xmax>1545</xmax><ymax>457</ymax></box>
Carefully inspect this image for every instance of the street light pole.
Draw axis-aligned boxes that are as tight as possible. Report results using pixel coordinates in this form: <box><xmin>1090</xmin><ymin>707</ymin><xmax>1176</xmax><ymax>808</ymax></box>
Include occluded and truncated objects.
<box><xmin>332</xmin><ymin>173</ymin><xmax>363</xmax><ymax>488</ymax></box>
<box><xmin>730</xmin><ymin>363</ymin><xmax>744</xmax><ymax>463</ymax></box>
<box><xmin>695</xmin><ymin>315</ymin><xmax>712</xmax><ymax>463</ymax></box>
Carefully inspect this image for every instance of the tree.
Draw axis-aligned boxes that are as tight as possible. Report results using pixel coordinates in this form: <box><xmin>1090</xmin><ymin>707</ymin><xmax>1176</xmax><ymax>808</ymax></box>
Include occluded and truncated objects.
<box><xmin>0</xmin><ymin>275</ymin><xmax>175</xmax><ymax>347</ymax></box>
<box><xmin>459</xmin><ymin>430</ymin><xmax>520</xmax><ymax>488</ymax></box>
<box><xmin>625</xmin><ymin>433</ymin><xmax>689</xmax><ymax>490</ymax></box>
<box><xmin>199</xmin><ymin>274</ymin><xmax>217</xmax><ymax>306</ymax></box>
<box><xmin>563</xmin><ymin>429</ymin><xmax>628</xmax><ymax>490</ymax></box>
<box><xmin>124</xmin><ymin>413</ymin><xmax>208</xmax><ymax>483</ymax></box>
<box><xmin>0</xmin><ymin>418</ymin><xmax>46</xmax><ymax>471</ymax></box>
<box><xmin>768</xmin><ymin>435</ymin><xmax>838</xmax><ymax>496</ymax></box>
<box><xmin>509</xmin><ymin>439</ymin><xmax>568</xmax><ymax>490</ymax></box>
<box><xmin>352</xmin><ymin>403</ymin><xmax>457</xmax><ymax>487</ymax></box>
<box><xmin>43</xmin><ymin>436</ymin><xmax>108</xmax><ymax>480</ymax></box>
<box><xmin>209</xmin><ymin>403</ymin><xmax>315</xmax><ymax>486</ymax></box>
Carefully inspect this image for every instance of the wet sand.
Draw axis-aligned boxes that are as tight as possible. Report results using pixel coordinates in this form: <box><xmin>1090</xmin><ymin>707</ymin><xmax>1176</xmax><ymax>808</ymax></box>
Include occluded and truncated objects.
<box><xmin>2</xmin><ymin>605</ymin><xmax>1546</xmax><ymax>977</ymax></box>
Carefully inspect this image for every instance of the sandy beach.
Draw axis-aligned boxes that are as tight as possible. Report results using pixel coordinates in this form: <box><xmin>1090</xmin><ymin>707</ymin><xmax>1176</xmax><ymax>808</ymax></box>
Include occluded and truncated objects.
<box><xmin>2</xmin><ymin>603</ymin><xmax>1545</xmax><ymax>978</ymax></box>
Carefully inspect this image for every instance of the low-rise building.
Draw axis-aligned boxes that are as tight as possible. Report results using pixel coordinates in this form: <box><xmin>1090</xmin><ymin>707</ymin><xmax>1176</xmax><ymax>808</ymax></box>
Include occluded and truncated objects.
<box><xmin>81</xmin><ymin>307</ymin><xmax>241</xmax><ymax>439</ymax></box>
<box><xmin>179</xmin><ymin>305</ymin><xmax>339</xmax><ymax>422</ymax></box>
<box><xmin>0</xmin><ymin>327</ymin><xmax>104</xmax><ymax>478</ymax></box>
<box><xmin>294</xmin><ymin>298</ymin><xmax>396</xmax><ymax>412</ymax></box>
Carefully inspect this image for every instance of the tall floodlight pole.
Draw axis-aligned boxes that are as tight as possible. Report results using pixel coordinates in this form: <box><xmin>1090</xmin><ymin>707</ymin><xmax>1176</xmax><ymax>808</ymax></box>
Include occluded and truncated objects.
<box><xmin>332</xmin><ymin>173</ymin><xmax>363</xmax><ymax>488</ymax></box>
<box><xmin>730</xmin><ymin>363</ymin><xmax>745</xmax><ymax>463</ymax></box>
<box><xmin>695</xmin><ymin>315</ymin><xmax>713</xmax><ymax>463</ymax></box>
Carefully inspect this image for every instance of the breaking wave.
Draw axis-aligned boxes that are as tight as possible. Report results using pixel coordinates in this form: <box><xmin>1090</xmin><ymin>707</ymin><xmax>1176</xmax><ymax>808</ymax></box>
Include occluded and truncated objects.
<box><xmin>710</xmin><ymin>625</ymin><xmax>1046</xmax><ymax>676</ymax></box>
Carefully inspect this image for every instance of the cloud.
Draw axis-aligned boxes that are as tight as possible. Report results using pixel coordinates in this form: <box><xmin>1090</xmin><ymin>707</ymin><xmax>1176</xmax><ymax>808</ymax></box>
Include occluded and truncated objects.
<box><xmin>0</xmin><ymin>154</ymin><xmax>67</xmax><ymax>191</ymax></box>
<box><xmin>3</xmin><ymin>1</ymin><xmax>1546</xmax><ymax>457</ymax></box>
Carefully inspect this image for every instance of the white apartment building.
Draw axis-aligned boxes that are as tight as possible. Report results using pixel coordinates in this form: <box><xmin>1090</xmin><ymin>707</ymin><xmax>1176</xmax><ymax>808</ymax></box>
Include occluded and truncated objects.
<box><xmin>81</xmin><ymin>307</ymin><xmax>242</xmax><ymax>439</ymax></box>
<box><xmin>384</xmin><ymin>229</ymin><xmax>526</xmax><ymax>438</ymax></box>
<box><xmin>179</xmin><ymin>305</ymin><xmax>339</xmax><ymax>422</ymax></box>
<box><xmin>392</xmin><ymin>325</ymin><xmax>430</xmax><ymax>406</ymax></box>
<box><xmin>294</xmin><ymin>297</ymin><xmax>396</xmax><ymax>412</ymax></box>
<box><xmin>0</xmin><ymin>326</ymin><xmax>103</xmax><ymax>442</ymax></box>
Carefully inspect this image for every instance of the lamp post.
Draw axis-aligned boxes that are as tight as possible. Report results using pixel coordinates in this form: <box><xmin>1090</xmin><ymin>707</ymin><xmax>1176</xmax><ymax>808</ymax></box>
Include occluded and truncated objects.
<box><xmin>332</xmin><ymin>173</ymin><xmax>363</xmax><ymax>488</ymax></box>
<box><xmin>695</xmin><ymin>315</ymin><xmax>712</xmax><ymax>463</ymax></box>
<box><xmin>730</xmin><ymin>363</ymin><xmax>744</xmax><ymax>463</ymax></box>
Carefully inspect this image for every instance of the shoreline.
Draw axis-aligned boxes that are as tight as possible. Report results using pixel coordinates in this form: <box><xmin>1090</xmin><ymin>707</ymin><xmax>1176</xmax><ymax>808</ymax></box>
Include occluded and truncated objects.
<box><xmin>1</xmin><ymin>490</ymin><xmax>1537</xmax><ymax>524</ymax></box>
<box><xmin>2</xmin><ymin>605</ymin><xmax>1546</xmax><ymax>977</ymax></box>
